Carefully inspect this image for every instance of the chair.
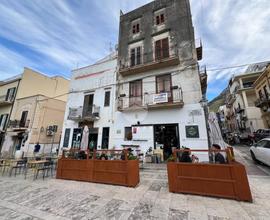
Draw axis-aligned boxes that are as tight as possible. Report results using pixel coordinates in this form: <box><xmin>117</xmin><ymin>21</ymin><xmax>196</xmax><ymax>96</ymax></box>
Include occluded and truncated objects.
<box><xmin>34</xmin><ymin>161</ymin><xmax>53</xmax><ymax>180</ymax></box>
<box><xmin>1</xmin><ymin>160</ymin><xmax>11</xmax><ymax>175</ymax></box>
<box><xmin>9</xmin><ymin>159</ymin><xmax>27</xmax><ymax>177</ymax></box>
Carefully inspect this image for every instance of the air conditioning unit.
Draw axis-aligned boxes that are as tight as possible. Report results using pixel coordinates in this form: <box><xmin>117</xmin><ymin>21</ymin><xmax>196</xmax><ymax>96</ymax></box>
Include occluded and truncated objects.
<box><xmin>46</xmin><ymin>126</ymin><xmax>55</xmax><ymax>136</ymax></box>
<box><xmin>46</xmin><ymin>130</ymin><xmax>54</xmax><ymax>136</ymax></box>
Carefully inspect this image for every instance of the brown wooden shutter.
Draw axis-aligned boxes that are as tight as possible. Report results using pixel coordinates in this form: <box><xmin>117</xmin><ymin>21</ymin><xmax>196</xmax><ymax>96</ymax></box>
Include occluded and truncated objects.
<box><xmin>155</xmin><ymin>40</ymin><xmax>162</xmax><ymax>60</ymax></box>
<box><xmin>130</xmin><ymin>48</ymin><xmax>136</xmax><ymax>66</ymax></box>
<box><xmin>136</xmin><ymin>47</ymin><xmax>141</xmax><ymax>65</ymax></box>
<box><xmin>162</xmin><ymin>38</ymin><xmax>169</xmax><ymax>58</ymax></box>
<box><xmin>156</xmin><ymin>15</ymin><xmax>160</xmax><ymax>25</ymax></box>
<box><xmin>160</xmin><ymin>14</ymin><xmax>165</xmax><ymax>23</ymax></box>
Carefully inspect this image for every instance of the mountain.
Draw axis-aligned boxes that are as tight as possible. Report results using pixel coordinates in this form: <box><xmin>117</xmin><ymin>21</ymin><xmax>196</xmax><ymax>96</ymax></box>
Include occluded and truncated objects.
<box><xmin>208</xmin><ymin>88</ymin><xmax>227</xmax><ymax>112</ymax></box>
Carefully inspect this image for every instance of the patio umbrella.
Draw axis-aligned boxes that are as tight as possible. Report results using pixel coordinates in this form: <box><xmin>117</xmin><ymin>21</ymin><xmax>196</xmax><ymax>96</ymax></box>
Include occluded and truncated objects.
<box><xmin>80</xmin><ymin>126</ymin><xmax>89</xmax><ymax>151</ymax></box>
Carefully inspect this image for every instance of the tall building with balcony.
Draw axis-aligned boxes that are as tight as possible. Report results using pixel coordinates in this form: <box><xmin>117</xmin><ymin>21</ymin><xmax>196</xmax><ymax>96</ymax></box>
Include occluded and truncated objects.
<box><xmin>59</xmin><ymin>53</ymin><xmax>117</xmax><ymax>150</ymax></box>
<box><xmin>225</xmin><ymin>63</ymin><xmax>269</xmax><ymax>133</ymax></box>
<box><xmin>114</xmin><ymin>0</ymin><xmax>208</xmax><ymax>160</ymax></box>
<box><xmin>0</xmin><ymin>68</ymin><xmax>69</xmax><ymax>158</ymax></box>
<box><xmin>254</xmin><ymin>64</ymin><xmax>270</xmax><ymax>128</ymax></box>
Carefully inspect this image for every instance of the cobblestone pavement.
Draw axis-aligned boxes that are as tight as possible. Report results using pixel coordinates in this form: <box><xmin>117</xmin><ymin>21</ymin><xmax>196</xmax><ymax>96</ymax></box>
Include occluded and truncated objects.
<box><xmin>0</xmin><ymin>151</ymin><xmax>270</xmax><ymax>220</ymax></box>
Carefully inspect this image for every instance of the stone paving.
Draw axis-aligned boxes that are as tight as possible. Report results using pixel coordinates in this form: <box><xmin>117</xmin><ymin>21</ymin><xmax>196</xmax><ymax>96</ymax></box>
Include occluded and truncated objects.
<box><xmin>0</xmin><ymin>152</ymin><xmax>270</xmax><ymax>219</ymax></box>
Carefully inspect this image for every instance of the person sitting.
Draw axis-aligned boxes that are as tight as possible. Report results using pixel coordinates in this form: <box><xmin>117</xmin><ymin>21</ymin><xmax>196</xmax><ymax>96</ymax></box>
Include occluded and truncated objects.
<box><xmin>179</xmin><ymin>148</ymin><xmax>192</xmax><ymax>162</ymax></box>
<box><xmin>99</xmin><ymin>152</ymin><xmax>108</xmax><ymax>160</ymax></box>
<box><xmin>78</xmin><ymin>150</ymin><xmax>87</xmax><ymax>160</ymax></box>
<box><xmin>212</xmin><ymin>144</ymin><xmax>226</xmax><ymax>164</ymax></box>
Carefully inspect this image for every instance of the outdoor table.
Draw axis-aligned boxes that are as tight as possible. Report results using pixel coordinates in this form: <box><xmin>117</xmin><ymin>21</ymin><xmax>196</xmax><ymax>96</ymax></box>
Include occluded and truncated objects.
<box><xmin>24</xmin><ymin>160</ymin><xmax>48</xmax><ymax>179</ymax></box>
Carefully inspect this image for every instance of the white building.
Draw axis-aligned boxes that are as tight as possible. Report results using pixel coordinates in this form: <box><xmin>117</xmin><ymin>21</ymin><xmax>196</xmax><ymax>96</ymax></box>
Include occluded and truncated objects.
<box><xmin>60</xmin><ymin>53</ymin><xmax>117</xmax><ymax>150</ymax></box>
<box><xmin>60</xmin><ymin>0</ymin><xmax>209</xmax><ymax>161</ymax></box>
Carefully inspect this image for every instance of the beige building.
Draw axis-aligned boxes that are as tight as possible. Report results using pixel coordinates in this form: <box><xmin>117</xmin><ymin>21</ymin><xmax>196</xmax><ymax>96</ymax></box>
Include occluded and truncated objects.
<box><xmin>254</xmin><ymin>65</ymin><xmax>270</xmax><ymax>128</ymax></box>
<box><xmin>0</xmin><ymin>68</ymin><xmax>69</xmax><ymax>157</ymax></box>
<box><xmin>225</xmin><ymin>64</ymin><xmax>267</xmax><ymax>133</ymax></box>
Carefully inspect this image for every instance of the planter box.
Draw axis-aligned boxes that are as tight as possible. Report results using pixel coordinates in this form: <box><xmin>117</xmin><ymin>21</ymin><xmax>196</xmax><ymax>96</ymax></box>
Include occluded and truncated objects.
<box><xmin>56</xmin><ymin>158</ymin><xmax>139</xmax><ymax>187</ymax></box>
<box><xmin>167</xmin><ymin>161</ymin><xmax>252</xmax><ymax>202</ymax></box>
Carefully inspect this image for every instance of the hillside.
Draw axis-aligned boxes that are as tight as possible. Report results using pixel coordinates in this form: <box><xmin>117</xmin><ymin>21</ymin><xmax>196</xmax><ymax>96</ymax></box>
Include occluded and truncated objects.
<box><xmin>208</xmin><ymin>88</ymin><xmax>227</xmax><ymax>112</ymax></box>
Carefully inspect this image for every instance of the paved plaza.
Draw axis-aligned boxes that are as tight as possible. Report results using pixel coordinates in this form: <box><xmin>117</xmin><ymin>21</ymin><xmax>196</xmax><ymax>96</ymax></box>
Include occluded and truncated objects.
<box><xmin>0</xmin><ymin>149</ymin><xmax>270</xmax><ymax>220</ymax></box>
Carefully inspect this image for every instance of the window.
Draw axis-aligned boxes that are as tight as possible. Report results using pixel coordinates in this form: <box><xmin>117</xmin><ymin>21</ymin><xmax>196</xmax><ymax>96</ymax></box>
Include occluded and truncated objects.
<box><xmin>124</xmin><ymin>127</ymin><xmax>132</xmax><ymax>140</ymax></box>
<box><xmin>104</xmin><ymin>91</ymin><xmax>110</xmax><ymax>107</ymax></box>
<box><xmin>20</xmin><ymin>111</ymin><xmax>28</xmax><ymax>127</ymax></box>
<box><xmin>132</xmin><ymin>23</ymin><xmax>140</xmax><ymax>34</ymax></box>
<box><xmin>83</xmin><ymin>94</ymin><xmax>94</xmax><ymax>115</ymax></box>
<box><xmin>0</xmin><ymin>114</ymin><xmax>8</xmax><ymax>131</ymax></box>
<box><xmin>155</xmin><ymin>38</ymin><xmax>169</xmax><ymax>60</ymax></box>
<box><xmin>156</xmin><ymin>74</ymin><xmax>172</xmax><ymax>102</ymax></box>
<box><xmin>130</xmin><ymin>47</ymin><xmax>141</xmax><ymax>66</ymax></box>
<box><xmin>156</xmin><ymin>13</ymin><xmax>165</xmax><ymax>25</ymax></box>
<box><xmin>129</xmin><ymin>80</ymin><xmax>142</xmax><ymax>106</ymax></box>
<box><xmin>5</xmin><ymin>87</ymin><xmax>16</xmax><ymax>102</ymax></box>
<box><xmin>101</xmin><ymin>127</ymin><xmax>110</xmax><ymax>149</ymax></box>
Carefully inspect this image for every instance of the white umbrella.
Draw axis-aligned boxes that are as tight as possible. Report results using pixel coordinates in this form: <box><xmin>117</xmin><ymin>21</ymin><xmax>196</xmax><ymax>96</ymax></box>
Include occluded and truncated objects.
<box><xmin>80</xmin><ymin>126</ymin><xmax>89</xmax><ymax>151</ymax></box>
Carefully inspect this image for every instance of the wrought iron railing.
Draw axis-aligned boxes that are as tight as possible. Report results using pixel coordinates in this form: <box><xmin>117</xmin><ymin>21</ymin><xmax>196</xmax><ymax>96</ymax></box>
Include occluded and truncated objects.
<box><xmin>0</xmin><ymin>95</ymin><xmax>14</xmax><ymax>103</ymax></box>
<box><xmin>118</xmin><ymin>88</ymin><xmax>183</xmax><ymax>110</ymax></box>
<box><xmin>8</xmin><ymin>119</ymin><xmax>30</xmax><ymax>129</ymax></box>
<box><xmin>68</xmin><ymin>105</ymin><xmax>100</xmax><ymax>120</ymax></box>
<box><xmin>119</xmin><ymin>47</ymin><xmax>179</xmax><ymax>70</ymax></box>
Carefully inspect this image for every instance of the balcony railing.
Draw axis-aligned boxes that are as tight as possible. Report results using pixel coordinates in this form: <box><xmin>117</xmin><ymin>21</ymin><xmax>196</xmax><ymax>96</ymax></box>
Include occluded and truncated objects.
<box><xmin>118</xmin><ymin>88</ymin><xmax>183</xmax><ymax>111</ymax></box>
<box><xmin>255</xmin><ymin>95</ymin><xmax>270</xmax><ymax>108</ymax></box>
<box><xmin>68</xmin><ymin>105</ymin><xmax>100</xmax><ymax>121</ymax></box>
<box><xmin>0</xmin><ymin>95</ymin><xmax>15</xmax><ymax>106</ymax></box>
<box><xmin>8</xmin><ymin>119</ymin><xmax>30</xmax><ymax>129</ymax></box>
<box><xmin>119</xmin><ymin>47</ymin><xmax>179</xmax><ymax>76</ymax></box>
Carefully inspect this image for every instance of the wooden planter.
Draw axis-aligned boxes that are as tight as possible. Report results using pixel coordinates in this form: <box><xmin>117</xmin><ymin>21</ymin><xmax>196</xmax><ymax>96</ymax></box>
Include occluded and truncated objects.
<box><xmin>56</xmin><ymin>150</ymin><xmax>139</xmax><ymax>187</ymax></box>
<box><xmin>167</xmin><ymin>149</ymin><xmax>252</xmax><ymax>202</ymax></box>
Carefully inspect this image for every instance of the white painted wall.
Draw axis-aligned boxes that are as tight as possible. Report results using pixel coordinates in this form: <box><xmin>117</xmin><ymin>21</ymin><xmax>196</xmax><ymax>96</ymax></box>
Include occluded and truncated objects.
<box><xmin>60</xmin><ymin>54</ymin><xmax>117</xmax><ymax>150</ymax></box>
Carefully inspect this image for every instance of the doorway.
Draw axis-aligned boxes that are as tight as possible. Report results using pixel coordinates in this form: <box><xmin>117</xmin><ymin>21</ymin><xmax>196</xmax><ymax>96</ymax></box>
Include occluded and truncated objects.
<box><xmin>154</xmin><ymin>124</ymin><xmax>179</xmax><ymax>161</ymax></box>
<box><xmin>101</xmin><ymin>127</ymin><xmax>110</xmax><ymax>149</ymax></box>
<box><xmin>88</xmin><ymin>128</ymin><xmax>98</xmax><ymax>150</ymax></box>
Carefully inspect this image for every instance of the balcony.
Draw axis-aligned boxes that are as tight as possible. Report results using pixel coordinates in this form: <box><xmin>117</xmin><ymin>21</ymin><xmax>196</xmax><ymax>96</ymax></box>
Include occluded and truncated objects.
<box><xmin>119</xmin><ymin>47</ymin><xmax>179</xmax><ymax>76</ymax></box>
<box><xmin>118</xmin><ymin>88</ymin><xmax>183</xmax><ymax>111</ymax></box>
<box><xmin>8</xmin><ymin>119</ymin><xmax>30</xmax><ymax>131</ymax></box>
<box><xmin>0</xmin><ymin>95</ymin><xmax>15</xmax><ymax>106</ymax></box>
<box><xmin>68</xmin><ymin>105</ymin><xmax>100</xmax><ymax>121</ymax></box>
<box><xmin>255</xmin><ymin>95</ymin><xmax>270</xmax><ymax>108</ymax></box>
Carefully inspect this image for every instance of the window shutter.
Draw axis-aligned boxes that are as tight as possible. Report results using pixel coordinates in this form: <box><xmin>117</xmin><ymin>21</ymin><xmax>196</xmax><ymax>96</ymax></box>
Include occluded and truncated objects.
<box><xmin>155</xmin><ymin>40</ymin><xmax>162</xmax><ymax>60</ymax></box>
<box><xmin>136</xmin><ymin>47</ymin><xmax>141</xmax><ymax>65</ymax></box>
<box><xmin>162</xmin><ymin>38</ymin><xmax>169</xmax><ymax>58</ymax></box>
<box><xmin>160</xmin><ymin>14</ymin><xmax>165</xmax><ymax>23</ymax></box>
<box><xmin>156</xmin><ymin>15</ymin><xmax>160</xmax><ymax>25</ymax></box>
<box><xmin>104</xmin><ymin>91</ymin><xmax>110</xmax><ymax>107</ymax></box>
<box><xmin>136</xmin><ymin>23</ymin><xmax>140</xmax><ymax>33</ymax></box>
<box><xmin>132</xmin><ymin>25</ymin><xmax>136</xmax><ymax>34</ymax></box>
<box><xmin>130</xmin><ymin>48</ymin><xmax>136</xmax><ymax>66</ymax></box>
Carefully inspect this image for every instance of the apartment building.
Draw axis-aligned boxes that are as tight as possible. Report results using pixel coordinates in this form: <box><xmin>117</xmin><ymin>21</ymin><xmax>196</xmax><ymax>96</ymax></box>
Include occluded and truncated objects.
<box><xmin>0</xmin><ymin>67</ymin><xmax>69</xmax><ymax>158</ymax></box>
<box><xmin>254</xmin><ymin>65</ymin><xmax>270</xmax><ymax>128</ymax></box>
<box><xmin>0</xmin><ymin>75</ymin><xmax>21</xmax><ymax>153</ymax></box>
<box><xmin>59</xmin><ymin>53</ymin><xmax>117</xmax><ymax>150</ymax></box>
<box><xmin>114</xmin><ymin>0</ymin><xmax>208</xmax><ymax>160</ymax></box>
<box><xmin>225</xmin><ymin>63</ymin><xmax>268</xmax><ymax>133</ymax></box>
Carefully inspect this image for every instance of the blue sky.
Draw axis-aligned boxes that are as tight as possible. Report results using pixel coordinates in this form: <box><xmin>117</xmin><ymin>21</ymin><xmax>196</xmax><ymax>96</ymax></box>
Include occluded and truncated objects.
<box><xmin>0</xmin><ymin>0</ymin><xmax>270</xmax><ymax>100</ymax></box>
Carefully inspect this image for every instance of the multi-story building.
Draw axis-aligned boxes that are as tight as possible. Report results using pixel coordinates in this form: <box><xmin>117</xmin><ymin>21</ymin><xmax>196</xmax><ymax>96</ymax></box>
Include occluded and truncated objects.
<box><xmin>225</xmin><ymin>63</ymin><xmax>268</xmax><ymax>133</ymax></box>
<box><xmin>59</xmin><ymin>53</ymin><xmax>117</xmax><ymax>150</ymax></box>
<box><xmin>114</xmin><ymin>0</ymin><xmax>208</xmax><ymax>160</ymax></box>
<box><xmin>0</xmin><ymin>67</ymin><xmax>69</xmax><ymax>157</ymax></box>
<box><xmin>254</xmin><ymin>64</ymin><xmax>270</xmax><ymax>128</ymax></box>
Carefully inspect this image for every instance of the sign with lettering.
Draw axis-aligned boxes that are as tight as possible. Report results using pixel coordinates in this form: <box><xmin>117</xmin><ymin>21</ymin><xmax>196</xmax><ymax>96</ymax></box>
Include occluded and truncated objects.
<box><xmin>153</xmin><ymin>93</ymin><xmax>168</xmax><ymax>104</ymax></box>
<box><xmin>185</xmin><ymin>125</ymin><xmax>199</xmax><ymax>138</ymax></box>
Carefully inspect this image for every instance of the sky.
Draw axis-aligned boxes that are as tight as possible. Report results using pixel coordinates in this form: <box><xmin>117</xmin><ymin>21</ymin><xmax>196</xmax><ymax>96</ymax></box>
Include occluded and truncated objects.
<box><xmin>0</xmin><ymin>0</ymin><xmax>269</xmax><ymax>101</ymax></box>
